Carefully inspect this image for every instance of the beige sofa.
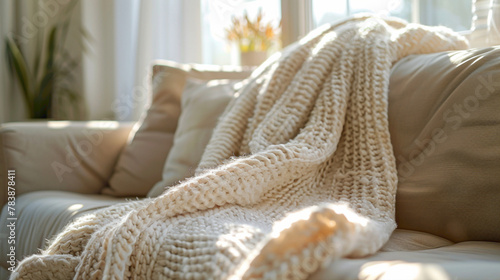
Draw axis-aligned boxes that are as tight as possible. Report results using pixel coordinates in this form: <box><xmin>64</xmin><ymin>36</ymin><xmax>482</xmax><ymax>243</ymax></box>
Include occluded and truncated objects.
<box><xmin>1</xmin><ymin>46</ymin><xmax>499</xmax><ymax>279</ymax></box>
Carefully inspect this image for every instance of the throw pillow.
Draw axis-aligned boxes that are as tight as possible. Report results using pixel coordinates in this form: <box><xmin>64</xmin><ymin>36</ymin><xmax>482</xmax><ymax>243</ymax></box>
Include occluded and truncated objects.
<box><xmin>102</xmin><ymin>63</ymin><xmax>185</xmax><ymax>197</ymax></box>
<box><xmin>103</xmin><ymin>61</ymin><xmax>250</xmax><ymax>197</ymax></box>
<box><xmin>389</xmin><ymin>47</ymin><xmax>500</xmax><ymax>242</ymax></box>
<box><xmin>147</xmin><ymin>78</ymin><xmax>246</xmax><ymax>197</ymax></box>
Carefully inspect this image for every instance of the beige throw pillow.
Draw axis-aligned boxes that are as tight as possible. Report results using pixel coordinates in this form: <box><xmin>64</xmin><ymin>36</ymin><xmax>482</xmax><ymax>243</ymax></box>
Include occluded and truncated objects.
<box><xmin>105</xmin><ymin>61</ymin><xmax>250</xmax><ymax>197</ymax></box>
<box><xmin>147</xmin><ymin>79</ymin><xmax>245</xmax><ymax>197</ymax></box>
<box><xmin>102</xmin><ymin>65</ymin><xmax>185</xmax><ymax>197</ymax></box>
<box><xmin>389</xmin><ymin>47</ymin><xmax>500</xmax><ymax>242</ymax></box>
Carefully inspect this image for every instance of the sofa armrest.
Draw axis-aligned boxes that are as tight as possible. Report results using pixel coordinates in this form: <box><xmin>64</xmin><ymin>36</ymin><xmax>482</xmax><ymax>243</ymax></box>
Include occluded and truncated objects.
<box><xmin>0</xmin><ymin>121</ymin><xmax>134</xmax><ymax>206</ymax></box>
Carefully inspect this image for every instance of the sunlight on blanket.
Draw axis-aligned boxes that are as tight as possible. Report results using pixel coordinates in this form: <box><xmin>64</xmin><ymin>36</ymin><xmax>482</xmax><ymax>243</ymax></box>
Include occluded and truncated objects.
<box><xmin>267</xmin><ymin>204</ymin><xmax>369</xmax><ymax>256</ymax></box>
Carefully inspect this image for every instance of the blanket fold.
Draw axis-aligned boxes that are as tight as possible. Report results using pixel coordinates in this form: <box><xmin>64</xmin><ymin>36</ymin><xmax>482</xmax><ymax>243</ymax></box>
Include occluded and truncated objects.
<box><xmin>12</xmin><ymin>16</ymin><xmax>467</xmax><ymax>280</ymax></box>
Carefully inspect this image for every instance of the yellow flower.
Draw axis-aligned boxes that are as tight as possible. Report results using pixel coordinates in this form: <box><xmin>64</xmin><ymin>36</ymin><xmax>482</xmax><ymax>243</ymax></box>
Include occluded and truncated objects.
<box><xmin>226</xmin><ymin>8</ymin><xmax>281</xmax><ymax>52</ymax></box>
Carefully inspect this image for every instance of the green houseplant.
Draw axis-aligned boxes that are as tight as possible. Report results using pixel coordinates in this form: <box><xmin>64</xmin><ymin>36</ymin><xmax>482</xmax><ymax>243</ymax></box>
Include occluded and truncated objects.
<box><xmin>5</xmin><ymin>0</ymin><xmax>86</xmax><ymax>119</ymax></box>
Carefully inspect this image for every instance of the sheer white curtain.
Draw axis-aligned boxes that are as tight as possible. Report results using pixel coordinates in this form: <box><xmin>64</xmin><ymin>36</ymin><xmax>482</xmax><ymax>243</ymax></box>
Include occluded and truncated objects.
<box><xmin>80</xmin><ymin>0</ymin><xmax>116</xmax><ymax>120</ymax></box>
<box><xmin>110</xmin><ymin>0</ymin><xmax>203</xmax><ymax>121</ymax></box>
<box><xmin>79</xmin><ymin>0</ymin><xmax>203</xmax><ymax>121</ymax></box>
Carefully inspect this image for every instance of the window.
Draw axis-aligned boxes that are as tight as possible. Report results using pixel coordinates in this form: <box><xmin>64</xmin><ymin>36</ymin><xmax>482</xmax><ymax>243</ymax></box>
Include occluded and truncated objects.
<box><xmin>312</xmin><ymin>0</ymin><xmax>471</xmax><ymax>31</ymax></box>
<box><xmin>312</xmin><ymin>0</ymin><xmax>411</xmax><ymax>28</ymax></box>
<box><xmin>201</xmin><ymin>0</ymin><xmax>281</xmax><ymax>65</ymax></box>
<box><xmin>200</xmin><ymin>0</ymin><xmax>472</xmax><ymax>65</ymax></box>
<box><xmin>417</xmin><ymin>0</ymin><xmax>472</xmax><ymax>31</ymax></box>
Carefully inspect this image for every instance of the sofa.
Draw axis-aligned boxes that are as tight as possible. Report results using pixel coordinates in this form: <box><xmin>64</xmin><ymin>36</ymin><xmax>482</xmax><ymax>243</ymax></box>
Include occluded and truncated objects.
<box><xmin>1</xmin><ymin>45</ymin><xmax>499</xmax><ymax>279</ymax></box>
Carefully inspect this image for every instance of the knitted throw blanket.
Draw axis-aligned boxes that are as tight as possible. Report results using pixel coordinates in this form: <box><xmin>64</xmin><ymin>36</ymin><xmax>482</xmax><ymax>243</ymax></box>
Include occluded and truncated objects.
<box><xmin>13</xmin><ymin>16</ymin><xmax>466</xmax><ymax>280</ymax></box>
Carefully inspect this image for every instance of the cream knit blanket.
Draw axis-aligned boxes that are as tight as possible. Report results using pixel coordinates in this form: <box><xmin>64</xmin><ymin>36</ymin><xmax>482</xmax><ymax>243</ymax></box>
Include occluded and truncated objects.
<box><xmin>12</xmin><ymin>16</ymin><xmax>467</xmax><ymax>280</ymax></box>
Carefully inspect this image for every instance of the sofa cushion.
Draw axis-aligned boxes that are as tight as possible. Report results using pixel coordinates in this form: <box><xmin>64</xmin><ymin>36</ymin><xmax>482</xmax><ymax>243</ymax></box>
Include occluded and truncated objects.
<box><xmin>378</xmin><ymin>229</ymin><xmax>453</xmax><ymax>252</ymax></box>
<box><xmin>310</xmin><ymin>240</ymin><xmax>500</xmax><ymax>280</ymax></box>
<box><xmin>147</xmin><ymin>78</ymin><xmax>246</xmax><ymax>197</ymax></box>
<box><xmin>104</xmin><ymin>61</ymin><xmax>251</xmax><ymax>197</ymax></box>
<box><xmin>0</xmin><ymin>191</ymin><xmax>126</xmax><ymax>270</ymax></box>
<box><xmin>389</xmin><ymin>47</ymin><xmax>500</xmax><ymax>242</ymax></box>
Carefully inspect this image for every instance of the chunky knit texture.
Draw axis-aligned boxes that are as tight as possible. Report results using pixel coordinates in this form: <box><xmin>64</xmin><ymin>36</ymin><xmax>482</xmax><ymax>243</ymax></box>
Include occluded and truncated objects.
<box><xmin>12</xmin><ymin>16</ymin><xmax>467</xmax><ymax>280</ymax></box>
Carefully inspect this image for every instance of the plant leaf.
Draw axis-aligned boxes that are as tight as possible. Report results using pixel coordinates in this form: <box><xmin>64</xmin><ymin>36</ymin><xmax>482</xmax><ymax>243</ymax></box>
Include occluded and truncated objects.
<box><xmin>45</xmin><ymin>26</ymin><xmax>58</xmax><ymax>72</ymax></box>
<box><xmin>35</xmin><ymin>25</ymin><xmax>58</xmax><ymax>109</ymax></box>
<box><xmin>5</xmin><ymin>37</ymin><xmax>34</xmax><ymax>116</ymax></box>
<box><xmin>38</xmin><ymin>70</ymin><xmax>55</xmax><ymax>99</ymax></box>
<box><xmin>34</xmin><ymin>70</ymin><xmax>56</xmax><ymax>118</ymax></box>
<box><xmin>33</xmin><ymin>29</ymin><xmax>44</xmax><ymax>83</ymax></box>
<box><xmin>58</xmin><ymin>18</ymin><xmax>71</xmax><ymax>54</ymax></box>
